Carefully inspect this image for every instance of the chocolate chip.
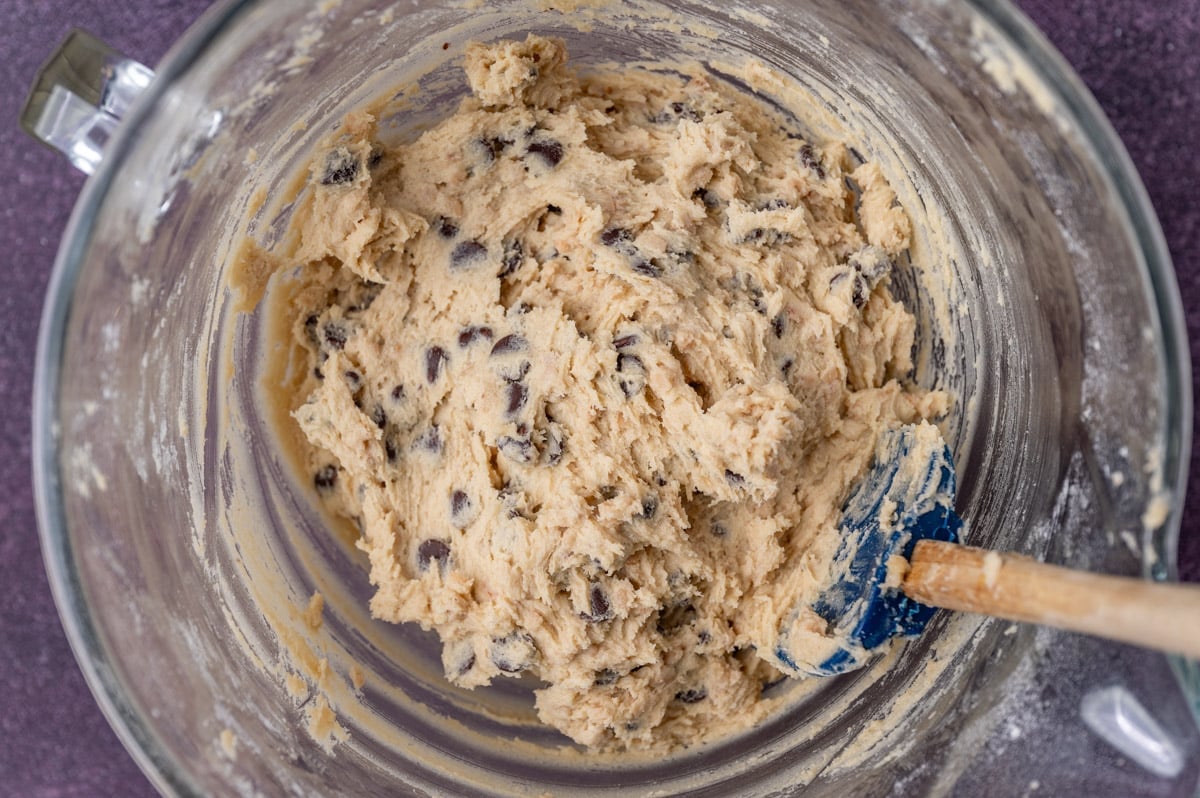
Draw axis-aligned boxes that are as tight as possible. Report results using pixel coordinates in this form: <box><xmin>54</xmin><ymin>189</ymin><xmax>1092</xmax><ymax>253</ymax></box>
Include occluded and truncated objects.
<box><xmin>736</xmin><ymin>272</ymin><xmax>762</xmax><ymax>296</ymax></box>
<box><xmin>843</xmin><ymin>247</ymin><xmax>890</xmax><ymax>308</ymax></box>
<box><xmin>698</xmin><ymin>630</ymin><xmax>712</xmax><ymax>644</ymax></box>
<box><xmin>799</xmin><ymin>143</ymin><xmax>826</xmax><ymax>178</ymax></box>
<box><xmin>323</xmin><ymin>322</ymin><xmax>348</xmax><ymax>350</ymax></box>
<box><xmin>672</xmin><ymin>101</ymin><xmax>702</xmax><ymax>122</ymax></box>
<box><xmin>668</xmin><ymin>247</ymin><xmax>695</xmax><ymax>265</ymax></box>
<box><xmin>617</xmin><ymin>353</ymin><xmax>646</xmax><ymax>398</ymax></box>
<box><xmin>425</xmin><ymin>346</ymin><xmax>448</xmax><ymax>383</ymax></box>
<box><xmin>499</xmin><ymin>239</ymin><xmax>524</xmax><ymax>278</ymax></box>
<box><xmin>391</xmin><ymin>384</ymin><xmax>406</xmax><ymax>402</ymax></box>
<box><xmin>526</xmin><ymin>139</ymin><xmax>564</xmax><ymax>167</ymax></box>
<box><xmin>581</xmin><ymin>583</ymin><xmax>613</xmax><ymax>622</ymax></box>
<box><xmin>370</xmin><ymin>404</ymin><xmax>387</xmax><ymax>429</ymax></box>
<box><xmin>724</xmin><ymin>470</ymin><xmax>746</xmax><ymax>487</ymax></box>
<box><xmin>617</xmin><ymin>377</ymin><xmax>645</xmax><ymax>399</ymax></box>
<box><xmin>313</xmin><ymin>465</ymin><xmax>338</xmax><ymax>492</ymax></box>
<box><xmin>600</xmin><ymin>227</ymin><xmax>633</xmax><ymax>247</ymax></box>
<box><xmin>546</xmin><ymin>204</ymin><xmax>562</xmax><ymax>215</ymax></box>
<box><xmin>434</xmin><ymin>216</ymin><xmax>459</xmax><ymax>238</ymax></box>
<box><xmin>319</xmin><ymin>147</ymin><xmax>360</xmax><ymax>185</ymax></box>
<box><xmin>344</xmin><ymin>369</ymin><xmax>361</xmax><ymax>388</ymax></box>
<box><xmin>640</xmin><ymin>495</ymin><xmax>658</xmax><ymax>520</ymax></box>
<box><xmin>758</xmin><ymin>198</ymin><xmax>789</xmax><ymax>211</ymax></box>
<box><xmin>772</xmin><ymin>312</ymin><xmax>787</xmax><ymax>338</ymax></box>
<box><xmin>480</xmin><ymin>135</ymin><xmax>513</xmax><ymax>161</ymax></box>
<box><xmin>304</xmin><ymin>314</ymin><xmax>320</xmax><ymax>345</ymax></box>
<box><xmin>692</xmin><ymin>187</ymin><xmax>720</xmax><ymax>208</ymax></box>
<box><xmin>739</xmin><ymin>228</ymin><xmax>790</xmax><ymax>246</ymax></box>
<box><xmin>497</xmin><ymin>435</ymin><xmax>534</xmax><ymax>464</ymax></box>
<box><xmin>417</xmin><ymin>538</ymin><xmax>451</xmax><ymax>572</ymax></box>
<box><xmin>458</xmin><ymin>325</ymin><xmax>494</xmax><ymax>348</ymax></box>
<box><xmin>653</xmin><ymin>102</ymin><xmax>702</xmax><ymax>124</ymax></box>
<box><xmin>631</xmin><ymin>257</ymin><xmax>664</xmax><ymax>278</ymax></box>
<box><xmin>710</xmin><ymin>520</ymin><xmax>728</xmax><ymax>537</ymax></box>
<box><xmin>490</xmin><ymin>632</ymin><xmax>535</xmax><ymax>673</ymax></box>
<box><xmin>491</xmin><ymin>334</ymin><xmax>529</xmax><ymax>356</ymax></box>
<box><xmin>781</xmin><ymin>358</ymin><xmax>794</xmax><ymax>378</ymax></box>
<box><xmin>613</xmin><ymin>333</ymin><xmax>638</xmax><ymax>349</ymax></box>
<box><xmin>385</xmin><ymin>435</ymin><xmax>399</xmax><ymax>463</ymax></box>
<box><xmin>414</xmin><ymin>425</ymin><xmax>443</xmax><ymax>454</ymax></box>
<box><xmin>594</xmin><ymin>668</ymin><xmax>619</xmax><ymax>686</ymax></box>
<box><xmin>367</xmin><ymin>147</ymin><xmax>383</xmax><ymax>169</ymax></box>
<box><xmin>499</xmin><ymin>484</ymin><xmax>529</xmax><ymax>519</ymax></box>
<box><xmin>675</xmin><ymin>687</ymin><xmax>707</xmax><ymax>704</ymax></box>
<box><xmin>505</xmin><ymin>382</ymin><xmax>529</xmax><ymax>416</ymax></box>
<box><xmin>852</xmin><ymin>278</ymin><xmax>868</xmax><ymax>308</ymax></box>
<box><xmin>616</xmin><ymin>354</ymin><xmax>643</xmax><ymax>373</ymax></box>
<box><xmin>449</xmin><ymin>240</ymin><xmax>488</xmax><ymax>270</ymax></box>
<box><xmin>450</xmin><ymin>490</ymin><xmax>473</xmax><ymax>527</ymax></box>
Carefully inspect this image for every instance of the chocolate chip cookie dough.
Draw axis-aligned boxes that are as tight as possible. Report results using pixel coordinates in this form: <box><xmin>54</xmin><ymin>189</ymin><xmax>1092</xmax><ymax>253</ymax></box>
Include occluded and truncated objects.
<box><xmin>248</xmin><ymin>35</ymin><xmax>948</xmax><ymax>751</ymax></box>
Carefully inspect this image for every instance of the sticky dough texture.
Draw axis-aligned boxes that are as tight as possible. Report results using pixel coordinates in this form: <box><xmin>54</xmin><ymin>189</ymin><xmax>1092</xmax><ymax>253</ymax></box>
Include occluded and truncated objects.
<box><xmin>271</xmin><ymin>36</ymin><xmax>947</xmax><ymax>751</ymax></box>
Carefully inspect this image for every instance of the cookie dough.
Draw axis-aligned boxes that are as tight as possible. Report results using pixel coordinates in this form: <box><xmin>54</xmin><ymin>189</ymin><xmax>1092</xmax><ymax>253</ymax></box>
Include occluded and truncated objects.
<box><xmin>253</xmin><ymin>35</ymin><xmax>947</xmax><ymax>751</ymax></box>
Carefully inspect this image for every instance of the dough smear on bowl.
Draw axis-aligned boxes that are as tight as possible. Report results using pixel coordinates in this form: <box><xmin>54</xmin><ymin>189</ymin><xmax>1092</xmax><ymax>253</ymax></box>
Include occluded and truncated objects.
<box><xmin>252</xmin><ymin>35</ymin><xmax>948</xmax><ymax>751</ymax></box>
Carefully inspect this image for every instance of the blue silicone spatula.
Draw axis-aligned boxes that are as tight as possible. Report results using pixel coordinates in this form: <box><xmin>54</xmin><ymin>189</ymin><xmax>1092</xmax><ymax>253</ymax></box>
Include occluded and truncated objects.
<box><xmin>772</xmin><ymin>423</ymin><xmax>1200</xmax><ymax>677</ymax></box>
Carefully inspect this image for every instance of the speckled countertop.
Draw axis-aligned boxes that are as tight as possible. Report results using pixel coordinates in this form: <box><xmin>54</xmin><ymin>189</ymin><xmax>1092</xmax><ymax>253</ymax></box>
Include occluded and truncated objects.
<box><xmin>0</xmin><ymin>1</ymin><xmax>1197</xmax><ymax>794</ymax></box>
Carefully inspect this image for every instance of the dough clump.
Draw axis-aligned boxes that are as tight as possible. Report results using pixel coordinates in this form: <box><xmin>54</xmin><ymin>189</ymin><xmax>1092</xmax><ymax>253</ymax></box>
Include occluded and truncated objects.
<box><xmin>264</xmin><ymin>35</ymin><xmax>946</xmax><ymax>751</ymax></box>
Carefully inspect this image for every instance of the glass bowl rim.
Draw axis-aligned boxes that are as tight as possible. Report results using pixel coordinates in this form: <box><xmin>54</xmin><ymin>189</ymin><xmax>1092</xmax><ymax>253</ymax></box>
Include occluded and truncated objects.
<box><xmin>30</xmin><ymin>0</ymin><xmax>1194</xmax><ymax>793</ymax></box>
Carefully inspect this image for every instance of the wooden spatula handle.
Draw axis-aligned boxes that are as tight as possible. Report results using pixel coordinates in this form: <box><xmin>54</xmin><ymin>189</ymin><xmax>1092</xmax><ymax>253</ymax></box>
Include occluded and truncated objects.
<box><xmin>903</xmin><ymin>539</ymin><xmax>1200</xmax><ymax>660</ymax></box>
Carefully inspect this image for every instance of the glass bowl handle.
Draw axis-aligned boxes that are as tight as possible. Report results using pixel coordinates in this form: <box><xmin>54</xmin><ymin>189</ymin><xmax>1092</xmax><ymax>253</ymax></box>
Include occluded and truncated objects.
<box><xmin>20</xmin><ymin>30</ymin><xmax>154</xmax><ymax>175</ymax></box>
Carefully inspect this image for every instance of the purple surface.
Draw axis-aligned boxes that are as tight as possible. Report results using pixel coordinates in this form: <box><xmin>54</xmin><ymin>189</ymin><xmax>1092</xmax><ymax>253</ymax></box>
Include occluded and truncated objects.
<box><xmin>0</xmin><ymin>0</ymin><xmax>1197</xmax><ymax>795</ymax></box>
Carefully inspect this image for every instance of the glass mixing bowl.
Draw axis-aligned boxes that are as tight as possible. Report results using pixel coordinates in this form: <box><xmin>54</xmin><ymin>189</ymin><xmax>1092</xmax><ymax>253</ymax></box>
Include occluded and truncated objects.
<box><xmin>27</xmin><ymin>0</ymin><xmax>1198</xmax><ymax>794</ymax></box>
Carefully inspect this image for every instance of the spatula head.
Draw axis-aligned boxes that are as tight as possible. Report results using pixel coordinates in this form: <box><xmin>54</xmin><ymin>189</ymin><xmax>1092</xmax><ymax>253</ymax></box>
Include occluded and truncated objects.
<box><xmin>773</xmin><ymin>422</ymin><xmax>962</xmax><ymax>676</ymax></box>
